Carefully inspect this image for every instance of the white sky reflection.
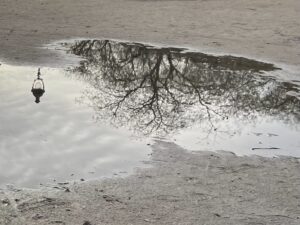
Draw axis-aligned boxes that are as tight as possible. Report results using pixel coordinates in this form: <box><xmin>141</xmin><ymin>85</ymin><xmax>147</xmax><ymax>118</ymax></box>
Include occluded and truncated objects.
<box><xmin>0</xmin><ymin>65</ymin><xmax>151</xmax><ymax>188</ymax></box>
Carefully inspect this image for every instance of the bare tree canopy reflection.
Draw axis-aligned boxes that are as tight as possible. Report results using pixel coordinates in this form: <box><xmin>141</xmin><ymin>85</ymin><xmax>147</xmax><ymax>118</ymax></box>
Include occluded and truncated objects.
<box><xmin>64</xmin><ymin>40</ymin><xmax>300</xmax><ymax>135</ymax></box>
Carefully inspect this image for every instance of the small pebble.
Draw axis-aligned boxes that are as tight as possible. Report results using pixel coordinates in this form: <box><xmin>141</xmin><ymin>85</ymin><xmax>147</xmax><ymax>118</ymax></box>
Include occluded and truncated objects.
<box><xmin>83</xmin><ymin>221</ymin><xmax>92</xmax><ymax>225</ymax></box>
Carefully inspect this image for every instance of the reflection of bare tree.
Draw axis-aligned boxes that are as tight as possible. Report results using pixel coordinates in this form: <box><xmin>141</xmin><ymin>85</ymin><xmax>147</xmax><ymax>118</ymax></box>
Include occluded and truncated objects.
<box><xmin>66</xmin><ymin>40</ymin><xmax>300</xmax><ymax>135</ymax></box>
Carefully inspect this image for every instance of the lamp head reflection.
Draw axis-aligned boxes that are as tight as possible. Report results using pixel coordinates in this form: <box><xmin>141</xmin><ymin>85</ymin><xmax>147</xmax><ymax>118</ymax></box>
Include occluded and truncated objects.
<box><xmin>31</xmin><ymin>68</ymin><xmax>45</xmax><ymax>104</ymax></box>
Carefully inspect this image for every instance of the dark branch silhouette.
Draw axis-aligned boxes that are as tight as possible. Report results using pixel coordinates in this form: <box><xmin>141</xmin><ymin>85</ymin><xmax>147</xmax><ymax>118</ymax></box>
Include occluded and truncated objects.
<box><xmin>64</xmin><ymin>40</ymin><xmax>300</xmax><ymax>135</ymax></box>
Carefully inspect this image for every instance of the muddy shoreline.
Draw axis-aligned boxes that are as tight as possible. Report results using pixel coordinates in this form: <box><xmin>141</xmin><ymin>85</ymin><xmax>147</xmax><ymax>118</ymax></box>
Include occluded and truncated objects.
<box><xmin>1</xmin><ymin>0</ymin><xmax>300</xmax><ymax>224</ymax></box>
<box><xmin>1</xmin><ymin>141</ymin><xmax>300</xmax><ymax>225</ymax></box>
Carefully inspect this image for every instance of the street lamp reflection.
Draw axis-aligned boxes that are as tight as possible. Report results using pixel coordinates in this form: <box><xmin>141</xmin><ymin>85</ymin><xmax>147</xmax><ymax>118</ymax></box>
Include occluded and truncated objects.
<box><xmin>31</xmin><ymin>68</ymin><xmax>45</xmax><ymax>104</ymax></box>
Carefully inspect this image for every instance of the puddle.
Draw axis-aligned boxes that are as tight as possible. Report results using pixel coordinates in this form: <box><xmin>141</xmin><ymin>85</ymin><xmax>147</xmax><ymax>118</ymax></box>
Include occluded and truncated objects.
<box><xmin>0</xmin><ymin>65</ymin><xmax>152</xmax><ymax>188</ymax></box>
<box><xmin>0</xmin><ymin>39</ymin><xmax>299</xmax><ymax>187</ymax></box>
<box><xmin>63</xmin><ymin>39</ymin><xmax>300</xmax><ymax>157</ymax></box>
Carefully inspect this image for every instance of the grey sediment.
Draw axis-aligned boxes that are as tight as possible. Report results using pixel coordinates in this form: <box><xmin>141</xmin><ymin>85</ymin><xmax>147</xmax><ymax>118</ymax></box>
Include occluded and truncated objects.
<box><xmin>1</xmin><ymin>141</ymin><xmax>299</xmax><ymax>225</ymax></box>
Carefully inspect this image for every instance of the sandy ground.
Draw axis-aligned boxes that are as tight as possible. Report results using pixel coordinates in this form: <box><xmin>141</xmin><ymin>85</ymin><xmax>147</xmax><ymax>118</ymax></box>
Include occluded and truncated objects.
<box><xmin>0</xmin><ymin>0</ymin><xmax>300</xmax><ymax>224</ymax></box>
<box><xmin>0</xmin><ymin>0</ymin><xmax>300</xmax><ymax>67</ymax></box>
<box><xmin>1</xmin><ymin>141</ymin><xmax>300</xmax><ymax>225</ymax></box>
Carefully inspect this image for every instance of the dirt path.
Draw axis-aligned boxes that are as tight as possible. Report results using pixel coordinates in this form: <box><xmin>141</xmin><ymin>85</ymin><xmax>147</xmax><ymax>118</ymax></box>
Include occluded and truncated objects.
<box><xmin>0</xmin><ymin>0</ymin><xmax>299</xmax><ymax>67</ymax></box>
<box><xmin>1</xmin><ymin>141</ymin><xmax>300</xmax><ymax>225</ymax></box>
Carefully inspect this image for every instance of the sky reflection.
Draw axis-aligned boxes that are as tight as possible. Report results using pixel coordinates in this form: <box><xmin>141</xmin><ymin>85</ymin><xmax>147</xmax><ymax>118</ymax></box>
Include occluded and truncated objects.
<box><xmin>1</xmin><ymin>39</ymin><xmax>300</xmax><ymax>187</ymax></box>
<box><xmin>63</xmin><ymin>39</ymin><xmax>300</xmax><ymax>157</ymax></box>
<box><xmin>0</xmin><ymin>65</ymin><xmax>151</xmax><ymax>188</ymax></box>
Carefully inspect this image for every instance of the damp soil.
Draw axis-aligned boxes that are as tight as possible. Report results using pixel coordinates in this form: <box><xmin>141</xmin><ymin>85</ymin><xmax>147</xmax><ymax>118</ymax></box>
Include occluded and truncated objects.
<box><xmin>1</xmin><ymin>141</ymin><xmax>299</xmax><ymax>225</ymax></box>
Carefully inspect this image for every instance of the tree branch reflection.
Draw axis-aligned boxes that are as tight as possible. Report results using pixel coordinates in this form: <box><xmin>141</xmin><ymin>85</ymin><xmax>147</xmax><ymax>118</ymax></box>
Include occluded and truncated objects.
<box><xmin>66</xmin><ymin>40</ymin><xmax>300</xmax><ymax>135</ymax></box>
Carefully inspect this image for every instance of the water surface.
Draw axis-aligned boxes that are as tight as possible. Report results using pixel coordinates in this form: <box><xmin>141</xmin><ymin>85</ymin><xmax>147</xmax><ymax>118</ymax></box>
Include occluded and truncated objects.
<box><xmin>0</xmin><ymin>65</ymin><xmax>151</xmax><ymax>188</ymax></box>
<box><xmin>1</xmin><ymin>39</ymin><xmax>300</xmax><ymax>187</ymax></box>
<box><xmin>64</xmin><ymin>39</ymin><xmax>300</xmax><ymax>157</ymax></box>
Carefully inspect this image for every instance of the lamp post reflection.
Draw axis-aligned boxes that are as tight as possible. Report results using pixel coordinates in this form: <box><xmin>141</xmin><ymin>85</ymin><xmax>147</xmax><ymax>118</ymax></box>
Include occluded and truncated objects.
<box><xmin>31</xmin><ymin>68</ymin><xmax>45</xmax><ymax>103</ymax></box>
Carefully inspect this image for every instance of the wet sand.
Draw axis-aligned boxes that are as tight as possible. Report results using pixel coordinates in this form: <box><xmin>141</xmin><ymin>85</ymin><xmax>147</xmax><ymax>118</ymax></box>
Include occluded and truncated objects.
<box><xmin>0</xmin><ymin>0</ymin><xmax>300</xmax><ymax>67</ymax></box>
<box><xmin>1</xmin><ymin>141</ymin><xmax>300</xmax><ymax>224</ymax></box>
<box><xmin>0</xmin><ymin>0</ymin><xmax>300</xmax><ymax>224</ymax></box>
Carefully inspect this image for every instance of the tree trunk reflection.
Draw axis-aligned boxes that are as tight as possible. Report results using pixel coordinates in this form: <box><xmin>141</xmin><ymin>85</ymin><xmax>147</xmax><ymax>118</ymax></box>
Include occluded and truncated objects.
<box><xmin>65</xmin><ymin>40</ymin><xmax>300</xmax><ymax>135</ymax></box>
